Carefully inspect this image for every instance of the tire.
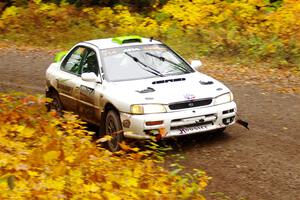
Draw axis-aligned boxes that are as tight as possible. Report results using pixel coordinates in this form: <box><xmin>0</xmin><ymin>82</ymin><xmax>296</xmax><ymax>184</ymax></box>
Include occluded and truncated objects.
<box><xmin>105</xmin><ymin>110</ymin><xmax>123</xmax><ymax>152</ymax></box>
<box><xmin>47</xmin><ymin>91</ymin><xmax>63</xmax><ymax>116</ymax></box>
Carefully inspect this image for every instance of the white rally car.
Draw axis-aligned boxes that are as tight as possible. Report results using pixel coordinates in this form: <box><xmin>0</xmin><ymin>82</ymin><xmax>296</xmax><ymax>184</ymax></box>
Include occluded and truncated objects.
<box><xmin>46</xmin><ymin>36</ymin><xmax>237</xmax><ymax>151</ymax></box>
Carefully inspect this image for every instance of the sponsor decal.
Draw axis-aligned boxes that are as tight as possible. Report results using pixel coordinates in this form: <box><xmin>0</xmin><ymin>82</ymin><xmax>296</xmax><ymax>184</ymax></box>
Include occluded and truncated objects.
<box><xmin>179</xmin><ymin>125</ymin><xmax>208</xmax><ymax>135</ymax></box>
<box><xmin>184</xmin><ymin>93</ymin><xmax>196</xmax><ymax>100</ymax></box>
<box><xmin>80</xmin><ymin>85</ymin><xmax>95</xmax><ymax>95</ymax></box>
<box><xmin>145</xmin><ymin>97</ymin><xmax>154</xmax><ymax>100</ymax></box>
<box><xmin>80</xmin><ymin>85</ymin><xmax>95</xmax><ymax>104</ymax></box>
<box><xmin>123</xmin><ymin>48</ymin><xmax>141</xmax><ymax>53</ymax></box>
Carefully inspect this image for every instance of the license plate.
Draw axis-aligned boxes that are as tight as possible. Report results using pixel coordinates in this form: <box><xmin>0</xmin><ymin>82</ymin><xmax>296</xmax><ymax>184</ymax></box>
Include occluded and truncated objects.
<box><xmin>177</xmin><ymin>124</ymin><xmax>208</xmax><ymax>135</ymax></box>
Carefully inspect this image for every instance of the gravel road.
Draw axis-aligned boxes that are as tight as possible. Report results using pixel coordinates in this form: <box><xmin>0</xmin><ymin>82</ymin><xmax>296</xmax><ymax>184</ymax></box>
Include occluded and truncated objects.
<box><xmin>1</xmin><ymin>47</ymin><xmax>299</xmax><ymax>200</ymax></box>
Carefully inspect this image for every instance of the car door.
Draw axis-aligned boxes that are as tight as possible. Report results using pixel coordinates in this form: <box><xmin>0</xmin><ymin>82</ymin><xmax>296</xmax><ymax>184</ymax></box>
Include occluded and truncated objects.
<box><xmin>77</xmin><ymin>47</ymin><xmax>104</xmax><ymax>125</ymax></box>
<box><xmin>58</xmin><ymin>46</ymin><xmax>87</xmax><ymax>112</ymax></box>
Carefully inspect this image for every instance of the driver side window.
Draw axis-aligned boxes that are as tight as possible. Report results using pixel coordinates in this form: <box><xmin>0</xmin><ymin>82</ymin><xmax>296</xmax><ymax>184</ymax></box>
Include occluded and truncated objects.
<box><xmin>61</xmin><ymin>47</ymin><xmax>86</xmax><ymax>75</ymax></box>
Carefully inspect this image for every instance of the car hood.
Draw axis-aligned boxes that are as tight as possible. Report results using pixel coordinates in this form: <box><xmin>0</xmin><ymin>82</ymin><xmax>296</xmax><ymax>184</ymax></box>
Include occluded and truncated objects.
<box><xmin>103</xmin><ymin>72</ymin><xmax>231</xmax><ymax>105</ymax></box>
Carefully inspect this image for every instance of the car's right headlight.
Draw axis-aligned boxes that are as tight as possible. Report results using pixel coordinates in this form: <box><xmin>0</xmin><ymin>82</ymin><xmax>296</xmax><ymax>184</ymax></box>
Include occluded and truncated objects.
<box><xmin>214</xmin><ymin>92</ymin><xmax>233</xmax><ymax>105</ymax></box>
<box><xmin>130</xmin><ymin>104</ymin><xmax>167</xmax><ymax>114</ymax></box>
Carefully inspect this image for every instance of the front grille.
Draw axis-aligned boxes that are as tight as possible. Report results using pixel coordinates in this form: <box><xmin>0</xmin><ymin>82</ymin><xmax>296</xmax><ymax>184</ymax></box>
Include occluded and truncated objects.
<box><xmin>169</xmin><ymin>98</ymin><xmax>212</xmax><ymax>110</ymax></box>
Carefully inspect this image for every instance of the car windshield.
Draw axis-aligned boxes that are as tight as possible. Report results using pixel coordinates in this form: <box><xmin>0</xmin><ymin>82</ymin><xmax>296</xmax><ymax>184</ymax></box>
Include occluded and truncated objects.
<box><xmin>100</xmin><ymin>44</ymin><xmax>194</xmax><ymax>82</ymax></box>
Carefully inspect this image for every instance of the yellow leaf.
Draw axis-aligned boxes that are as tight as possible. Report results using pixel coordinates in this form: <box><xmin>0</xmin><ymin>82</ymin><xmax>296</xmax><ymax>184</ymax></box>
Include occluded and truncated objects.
<box><xmin>65</xmin><ymin>155</ymin><xmax>75</xmax><ymax>163</ymax></box>
<box><xmin>44</xmin><ymin>179</ymin><xmax>65</xmax><ymax>190</ymax></box>
<box><xmin>20</xmin><ymin>127</ymin><xmax>35</xmax><ymax>138</ymax></box>
<box><xmin>119</xmin><ymin>142</ymin><xmax>139</xmax><ymax>152</ymax></box>
<box><xmin>15</xmin><ymin>125</ymin><xmax>25</xmax><ymax>132</ymax></box>
<box><xmin>28</xmin><ymin>171</ymin><xmax>39</xmax><ymax>177</ymax></box>
<box><xmin>84</xmin><ymin>183</ymin><xmax>100</xmax><ymax>192</ymax></box>
<box><xmin>159</xmin><ymin>127</ymin><xmax>167</xmax><ymax>137</ymax></box>
<box><xmin>103</xmin><ymin>191</ymin><xmax>121</xmax><ymax>200</ymax></box>
<box><xmin>96</xmin><ymin>135</ymin><xmax>113</xmax><ymax>143</ymax></box>
<box><xmin>43</xmin><ymin>151</ymin><xmax>60</xmax><ymax>163</ymax></box>
<box><xmin>0</xmin><ymin>157</ymin><xmax>9</xmax><ymax>167</ymax></box>
<box><xmin>126</xmin><ymin>177</ymin><xmax>138</xmax><ymax>187</ymax></box>
<box><xmin>52</xmin><ymin>164</ymin><xmax>67</xmax><ymax>177</ymax></box>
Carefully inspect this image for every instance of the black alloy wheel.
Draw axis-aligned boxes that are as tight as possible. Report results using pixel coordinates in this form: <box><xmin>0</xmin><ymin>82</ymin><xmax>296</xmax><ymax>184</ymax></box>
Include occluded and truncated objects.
<box><xmin>105</xmin><ymin>110</ymin><xmax>123</xmax><ymax>152</ymax></box>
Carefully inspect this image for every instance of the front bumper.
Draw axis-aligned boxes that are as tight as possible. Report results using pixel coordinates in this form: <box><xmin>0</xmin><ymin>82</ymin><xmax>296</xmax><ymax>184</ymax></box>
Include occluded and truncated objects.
<box><xmin>120</xmin><ymin>101</ymin><xmax>237</xmax><ymax>139</ymax></box>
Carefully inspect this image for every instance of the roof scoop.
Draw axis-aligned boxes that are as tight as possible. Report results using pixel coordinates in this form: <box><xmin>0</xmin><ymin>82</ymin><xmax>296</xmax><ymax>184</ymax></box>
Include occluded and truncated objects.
<box><xmin>112</xmin><ymin>35</ymin><xmax>142</xmax><ymax>45</ymax></box>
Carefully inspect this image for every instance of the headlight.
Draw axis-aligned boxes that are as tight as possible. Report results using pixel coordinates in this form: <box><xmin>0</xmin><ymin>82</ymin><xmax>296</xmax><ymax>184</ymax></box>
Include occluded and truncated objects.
<box><xmin>130</xmin><ymin>104</ymin><xmax>167</xmax><ymax>114</ymax></box>
<box><xmin>214</xmin><ymin>92</ymin><xmax>233</xmax><ymax>105</ymax></box>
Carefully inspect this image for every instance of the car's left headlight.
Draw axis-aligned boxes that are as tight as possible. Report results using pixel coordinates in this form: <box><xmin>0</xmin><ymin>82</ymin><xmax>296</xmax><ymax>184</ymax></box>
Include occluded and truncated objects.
<box><xmin>214</xmin><ymin>92</ymin><xmax>233</xmax><ymax>105</ymax></box>
<box><xmin>130</xmin><ymin>104</ymin><xmax>167</xmax><ymax>114</ymax></box>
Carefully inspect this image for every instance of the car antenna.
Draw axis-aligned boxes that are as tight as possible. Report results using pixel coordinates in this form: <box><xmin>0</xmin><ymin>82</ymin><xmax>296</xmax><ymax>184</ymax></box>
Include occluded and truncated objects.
<box><xmin>150</xmin><ymin>37</ymin><xmax>153</xmax><ymax>42</ymax></box>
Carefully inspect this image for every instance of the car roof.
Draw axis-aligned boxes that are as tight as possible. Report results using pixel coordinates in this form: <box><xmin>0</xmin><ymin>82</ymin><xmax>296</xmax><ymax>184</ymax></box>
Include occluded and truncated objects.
<box><xmin>82</xmin><ymin>37</ymin><xmax>162</xmax><ymax>50</ymax></box>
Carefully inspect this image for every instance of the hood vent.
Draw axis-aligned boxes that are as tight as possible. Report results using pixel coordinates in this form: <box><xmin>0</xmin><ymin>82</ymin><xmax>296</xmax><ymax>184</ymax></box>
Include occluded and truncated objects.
<box><xmin>200</xmin><ymin>80</ymin><xmax>213</xmax><ymax>85</ymax></box>
<box><xmin>152</xmin><ymin>78</ymin><xmax>186</xmax><ymax>85</ymax></box>
<box><xmin>136</xmin><ymin>87</ymin><xmax>155</xmax><ymax>93</ymax></box>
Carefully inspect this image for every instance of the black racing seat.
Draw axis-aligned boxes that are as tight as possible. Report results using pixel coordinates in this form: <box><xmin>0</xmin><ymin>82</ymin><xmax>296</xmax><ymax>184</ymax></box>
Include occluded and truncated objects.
<box><xmin>83</xmin><ymin>54</ymin><xmax>99</xmax><ymax>75</ymax></box>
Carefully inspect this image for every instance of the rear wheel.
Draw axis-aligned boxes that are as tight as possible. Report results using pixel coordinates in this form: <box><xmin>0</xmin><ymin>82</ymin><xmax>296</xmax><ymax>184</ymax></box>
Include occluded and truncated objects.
<box><xmin>105</xmin><ymin>110</ymin><xmax>123</xmax><ymax>152</ymax></box>
<box><xmin>47</xmin><ymin>91</ymin><xmax>63</xmax><ymax>115</ymax></box>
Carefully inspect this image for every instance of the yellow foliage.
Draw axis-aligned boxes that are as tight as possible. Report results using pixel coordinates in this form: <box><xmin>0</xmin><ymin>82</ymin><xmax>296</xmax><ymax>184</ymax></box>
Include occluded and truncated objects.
<box><xmin>1</xmin><ymin>6</ymin><xmax>22</xmax><ymax>20</ymax></box>
<box><xmin>0</xmin><ymin>93</ymin><xmax>210</xmax><ymax>199</ymax></box>
<box><xmin>0</xmin><ymin>0</ymin><xmax>299</xmax><ymax>66</ymax></box>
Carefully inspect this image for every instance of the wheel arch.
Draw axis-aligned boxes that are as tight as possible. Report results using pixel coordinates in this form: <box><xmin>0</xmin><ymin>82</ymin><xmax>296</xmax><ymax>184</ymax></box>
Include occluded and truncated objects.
<box><xmin>100</xmin><ymin>102</ymin><xmax>120</xmax><ymax>124</ymax></box>
<box><xmin>46</xmin><ymin>86</ymin><xmax>58</xmax><ymax>97</ymax></box>
<box><xmin>45</xmin><ymin>86</ymin><xmax>63</xmax><ymax>113</ymax></box>
<box><xmin>104</xmin><ymin>102</ymin><xmax>119</xmax><ymax>114</ymax></box>
<box><xmin>99</xmin><ymin>102</ymin><xmax>120</xmax><ymax>137</ymax></box>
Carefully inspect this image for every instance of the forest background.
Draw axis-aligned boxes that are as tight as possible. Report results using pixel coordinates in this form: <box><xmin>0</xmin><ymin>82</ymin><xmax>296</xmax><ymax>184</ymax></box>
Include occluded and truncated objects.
<box><xmin>1</xmin><ymin>0</ymin><xmax>300</xmax><ymax>69</ymax></box>
<box><xmin>1</xmin><ymin>0</ymin><xmax>300</xmax><ymax>199</ymax></box>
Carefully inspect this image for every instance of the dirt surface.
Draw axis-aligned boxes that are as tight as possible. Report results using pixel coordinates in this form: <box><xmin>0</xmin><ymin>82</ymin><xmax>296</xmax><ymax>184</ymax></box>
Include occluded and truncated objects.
<box><xmin>1</xmin><ymin>47</ymin><xmax>300</xmax><ymax>200</ymax></box>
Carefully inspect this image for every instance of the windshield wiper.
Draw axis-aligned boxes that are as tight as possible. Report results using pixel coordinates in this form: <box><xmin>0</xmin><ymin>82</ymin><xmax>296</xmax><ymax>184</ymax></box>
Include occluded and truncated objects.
<box><xmin>125</xmin><ymin>52</ymin><xmax>164</xmax><ymax>77</ymax></box>
<box><xmin>145</xmin><ymin>52</ymin><xmax>192</xmax><ymax>73</ymax></box>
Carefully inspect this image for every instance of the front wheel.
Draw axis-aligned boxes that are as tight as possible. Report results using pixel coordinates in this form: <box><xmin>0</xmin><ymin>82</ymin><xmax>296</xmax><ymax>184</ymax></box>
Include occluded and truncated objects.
<box><xmin>105</xmin><ymin>110</ymin><xmax>123</xmax><ymax>152</ymax></box>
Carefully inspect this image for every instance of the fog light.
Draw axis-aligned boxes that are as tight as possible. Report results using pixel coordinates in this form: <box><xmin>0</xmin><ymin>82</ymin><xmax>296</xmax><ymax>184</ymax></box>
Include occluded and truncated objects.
<box><xmin>122</xmin><ymin>119</ymin><xmax>131</xmax><ymax>128</ymax></box>
<box><xmin>223</xmin><ymin>117</ymin><xmax>235</xmax><ymax>125</ymax></box>
<box><xmin>145</xmin><ymin>121</ymin><xmax>163</xmax><ymax>126</ymax></box>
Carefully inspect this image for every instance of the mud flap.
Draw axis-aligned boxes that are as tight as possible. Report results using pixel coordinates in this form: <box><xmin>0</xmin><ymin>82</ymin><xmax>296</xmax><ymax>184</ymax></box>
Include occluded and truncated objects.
<box><xmin>236</xmin><ymin>117</ymin><xmax>249</xmax><ymax>130</ymax></box>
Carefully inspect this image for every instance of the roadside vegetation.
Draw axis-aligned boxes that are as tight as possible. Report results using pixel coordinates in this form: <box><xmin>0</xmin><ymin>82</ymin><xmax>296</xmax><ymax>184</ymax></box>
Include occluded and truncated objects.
<box><xmin>0</xmin><ymin>0</ymin><xmax>300</xmax><ymax>69</ymax></box>
<box><xmin>0</xmin><ymin>1</ymin><xmax>299</xmax><ymax>198</ymax></box>
<box><xmin>0</xmin><ymin>93</ymin><xmax>210</xmax><ymax>199</ymax></box>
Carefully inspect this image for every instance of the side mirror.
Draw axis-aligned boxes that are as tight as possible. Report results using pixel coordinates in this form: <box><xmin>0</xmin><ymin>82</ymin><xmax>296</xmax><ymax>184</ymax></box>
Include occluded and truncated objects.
<box><xmin>81</xmin><ymin>72</ymin><xmax>98</xmax><ymax>82</ymax></box>
<box><xmin>190</xmin><ymin>60</ymin><xmax>202</xmax><ymax>69</ymax></box>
